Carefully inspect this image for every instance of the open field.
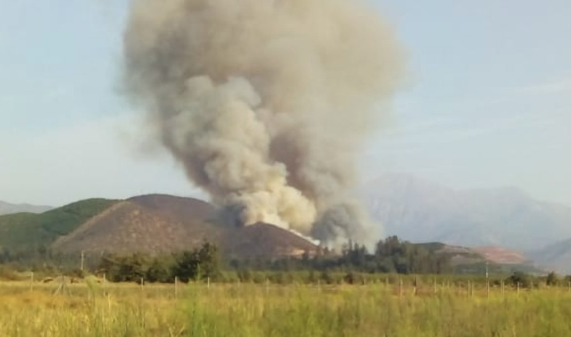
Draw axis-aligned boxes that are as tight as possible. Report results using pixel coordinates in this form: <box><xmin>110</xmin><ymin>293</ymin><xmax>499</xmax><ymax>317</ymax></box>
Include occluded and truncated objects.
<box><xmin>1</xmin><ymin>280</ymin><xmax>571</xmax><ymax>337</ymax></box>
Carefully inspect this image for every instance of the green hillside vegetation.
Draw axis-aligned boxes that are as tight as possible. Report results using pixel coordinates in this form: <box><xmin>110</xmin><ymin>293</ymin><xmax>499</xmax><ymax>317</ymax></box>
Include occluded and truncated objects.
<box><xmin>0</xmin><ymin>198</ymin><xmax>119</xmax><ymax>249</ymax></box>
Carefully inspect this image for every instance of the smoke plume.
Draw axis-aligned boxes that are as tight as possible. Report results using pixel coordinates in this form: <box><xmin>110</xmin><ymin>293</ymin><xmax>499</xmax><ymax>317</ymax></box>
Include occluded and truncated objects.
<box><xmin>122</xmin><ymin>0</ymin><xmax>404</xmax><ymax>245</ymax></box>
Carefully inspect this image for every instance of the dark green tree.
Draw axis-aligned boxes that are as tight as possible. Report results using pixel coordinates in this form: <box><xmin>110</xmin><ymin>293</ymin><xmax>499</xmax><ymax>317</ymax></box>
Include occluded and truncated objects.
<box><xmin>546</xmin><ymin>271</ymin><xmax>559</xmax><ymax>286</ymax></box>
<box><xmin>173</xmin><ymin>241</ymin><xmax>221</xmax><ymax>282</ymax></box>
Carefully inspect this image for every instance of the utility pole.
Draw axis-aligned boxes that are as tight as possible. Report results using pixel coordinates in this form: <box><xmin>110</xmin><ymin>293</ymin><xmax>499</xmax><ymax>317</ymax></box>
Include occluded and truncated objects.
<box><xmin>80</xmin><ymin>250</ymin><xmax>85</xmax><ymax>271</ymax></box>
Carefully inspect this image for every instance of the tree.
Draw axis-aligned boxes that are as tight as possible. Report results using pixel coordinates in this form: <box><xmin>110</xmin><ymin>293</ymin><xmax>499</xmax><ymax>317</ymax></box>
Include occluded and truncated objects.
<box><xmin>196</xmin><ymin>241</ymin><xmax>221</xmax><ymax>280</ymax></box>
<box><xmin>97</xmin><ymin>253</ymin><xmax>151</xmax><ymax>283</ymax></box>
<box><xmin>506</xmin><ymin>271</ymin><xmax>533</xmax><ymax>288</ymax></box>
<box><xmin>546</xmin><ymin>271</ymin><xmax>559</xmax><ymax>286</ymax></box>
<box><xmin>173</xmin><ymin>241</ymin><xmax>221</xmax><ymax>282</ymax></box>
<box><xmin>173</xmin><ymin>250</ymin><xmax>200</xmax><ymax>283</ymax></box>
<box><xmin>118</xmin><ymin>253</ymin><xmax>151</xmax><ymax>282</ymax></box>
<box><xmin>146</xmin><ymin>257</ymin><xmax>174</xmax><ymax>283</ymax></box>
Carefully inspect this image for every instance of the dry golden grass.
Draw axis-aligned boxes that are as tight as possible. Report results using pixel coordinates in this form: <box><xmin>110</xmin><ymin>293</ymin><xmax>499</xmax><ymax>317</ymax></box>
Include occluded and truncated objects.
<box><xmin>1</xmin><ymin>279</ymin><xmax>571</xmax><ymax>336</ymax></box>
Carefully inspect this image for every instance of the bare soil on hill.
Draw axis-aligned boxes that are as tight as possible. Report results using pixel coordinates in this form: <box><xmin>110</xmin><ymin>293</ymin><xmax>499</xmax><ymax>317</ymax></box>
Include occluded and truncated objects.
<box><xmin>52</xmin><ymin>194</ymin><xmax>317</xmax><ymax>258</ymax></box>
<box><xmin>472</xmin><ymin>246</ymin><xmax>529</xmax><ymax>265</ymax></box>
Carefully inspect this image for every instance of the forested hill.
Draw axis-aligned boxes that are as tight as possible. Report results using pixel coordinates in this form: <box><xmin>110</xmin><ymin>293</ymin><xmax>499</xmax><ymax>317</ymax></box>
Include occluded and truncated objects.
<box><xmin>0</xmin><ymin>198</ymin><xmax>119</xmax><ymax>249</ymax></box>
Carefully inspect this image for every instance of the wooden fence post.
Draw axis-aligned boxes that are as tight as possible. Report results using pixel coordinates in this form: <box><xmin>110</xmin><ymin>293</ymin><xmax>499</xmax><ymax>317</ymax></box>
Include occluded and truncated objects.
<box><xmin>174</xmin><ymin>276</ymin><xmax>178</xmax><ymax>298</ymax></box>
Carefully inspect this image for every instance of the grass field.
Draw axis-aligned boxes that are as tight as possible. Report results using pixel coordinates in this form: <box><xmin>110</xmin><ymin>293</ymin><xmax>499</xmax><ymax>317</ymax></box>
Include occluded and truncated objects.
<box><xmin>1</xmin><ymin>279</ymin><xmax>570</xmax><ymax>337</ymax></box>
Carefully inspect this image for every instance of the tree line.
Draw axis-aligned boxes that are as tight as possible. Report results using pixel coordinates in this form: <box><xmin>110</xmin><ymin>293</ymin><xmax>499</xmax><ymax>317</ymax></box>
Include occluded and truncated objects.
<box><xmin>93</xmin><ymin>236</ymin><xmax>451</xmax><ymax>283</ymax></box>
<box><xmin>98</xmin><ymin>242</ymin><xmax>221</xmax><ymax>283</ymax></box>
<box><xmin>2</xmin><ymin>237</ymin><xmax>571</xmax><ymax>287</ymax></box>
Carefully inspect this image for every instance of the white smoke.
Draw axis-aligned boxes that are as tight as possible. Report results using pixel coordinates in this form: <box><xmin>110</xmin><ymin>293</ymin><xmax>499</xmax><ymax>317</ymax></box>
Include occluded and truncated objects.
<box><xmin>122</xmin><ymin>0</ymin><xmax>404</xmax><ymax>245</ymax></box>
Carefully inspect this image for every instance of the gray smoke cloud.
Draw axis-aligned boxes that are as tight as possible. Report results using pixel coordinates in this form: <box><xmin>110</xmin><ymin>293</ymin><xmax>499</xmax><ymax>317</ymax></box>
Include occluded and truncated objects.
<box><xmin>122</xmin><ymin>0</ymin><xmax>404</xmax><ymax>245</ymax></box>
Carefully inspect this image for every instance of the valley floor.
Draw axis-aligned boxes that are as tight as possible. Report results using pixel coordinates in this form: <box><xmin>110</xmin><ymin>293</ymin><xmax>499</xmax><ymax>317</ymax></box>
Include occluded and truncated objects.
<box><xmin>0</xmin><ymin>281</ymin><xmax>570</xmax><ymax>336</ymax></box>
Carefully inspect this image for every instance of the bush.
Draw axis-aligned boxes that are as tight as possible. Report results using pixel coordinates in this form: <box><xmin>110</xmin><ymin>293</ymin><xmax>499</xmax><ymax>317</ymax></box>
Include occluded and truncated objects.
<box><xmin>0</xmin><ymin>266</ymin><xmax>22</xmax><ymax>281</ymax></box>
<box><xmin>506</xmin><ymin>271</ymin><xmax>533</xmax><ymax>288</ymax></box>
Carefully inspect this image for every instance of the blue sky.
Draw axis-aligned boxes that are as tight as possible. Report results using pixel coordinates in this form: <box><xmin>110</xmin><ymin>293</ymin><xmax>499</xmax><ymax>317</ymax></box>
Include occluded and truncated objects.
<box><xmin>0</xmin><ymin>0</ymin><xmax>569</xmax><ymax>207</ymax></box>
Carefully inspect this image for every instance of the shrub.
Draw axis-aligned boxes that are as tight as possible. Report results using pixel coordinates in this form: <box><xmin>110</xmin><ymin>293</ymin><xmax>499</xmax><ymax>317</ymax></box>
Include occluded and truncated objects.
<box><xmin>0</xmin><ymin>266</ymin><xmax>22</xmax><ymax>281</ymax></box>
<box><xmin>506</xmin><ymin>271</ymin><xmax>533</xmax><ymax>288</ymax></box>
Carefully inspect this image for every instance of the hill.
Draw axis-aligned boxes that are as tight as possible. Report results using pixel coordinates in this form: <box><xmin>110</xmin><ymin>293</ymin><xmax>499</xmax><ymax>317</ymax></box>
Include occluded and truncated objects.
<box><xmin>364</xmin><ymin>173</ymin><xmax>571</xmax><ymax>250</ymax></box>
<box><xmin>51</xmin><ymin>194</ymin><xmax>318</xmax><ymax>258</ymax></box>
<box><xmin>417</xmin><ymin>242</ymin><xmax>542</xmax><ymax>275</ymax></box>
<box><xmin>52</xmin><ymin>195</ymin><xmax>220</xmax><ymax>255</ymax></box>
<box><xmin>221</xmin><ymin>222</ymin><xmax>318</xmax><ymax>258</ymax></box>
<box><xmin>472</xmin><ymin>246</ymin><xmax>529</xmax><ymax>265</ymax></box>
<box><xmin>0</xmin><ymin>200</ymin><xmax>52</xmax><ymax>215</ymax></box>
<box><xmin>0</xmin><ymin>198</ymin><xmax>119</xmax><ymax>249</ymax></box>
<box><xmin>0</xmin><ymin>194</ymin><xmax>318</xmax><ymax>259</ymax></box>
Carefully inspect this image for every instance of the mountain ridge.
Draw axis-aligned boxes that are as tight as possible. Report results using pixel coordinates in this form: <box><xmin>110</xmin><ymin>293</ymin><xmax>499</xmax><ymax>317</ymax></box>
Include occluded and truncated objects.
<box><xmin>0</xmin><ymin>200</ymin><xmax>52</xmax><ymax>215</ymax></box>
<box><xmin>0</xmin><ymin>194</ymin><xmax>318</xmax><ymax>259</ymax></box>
<box><xmin>364</xmin><ymin>173</ymin><xmax>571</xmax><ymax>251</ymax></box>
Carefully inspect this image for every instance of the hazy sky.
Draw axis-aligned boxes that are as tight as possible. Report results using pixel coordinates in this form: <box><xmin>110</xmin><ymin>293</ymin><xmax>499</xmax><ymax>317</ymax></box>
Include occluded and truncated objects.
<box><xmin>0</xmin><ymin>0</ymin><xmax>569</xmax><ymax>207</ymax></box>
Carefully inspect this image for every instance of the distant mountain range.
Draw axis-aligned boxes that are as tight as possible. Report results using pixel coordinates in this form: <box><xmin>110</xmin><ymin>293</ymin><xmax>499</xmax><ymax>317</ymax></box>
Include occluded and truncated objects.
<box><xmin>363</xmin><ymin>173</ymin><xmax>571</xmax><ymax>251</ymax></box>
<box><xmin>0</xmin><ymin>200</ymin><xmax>52</xmax><ymax>215</ymax></box>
